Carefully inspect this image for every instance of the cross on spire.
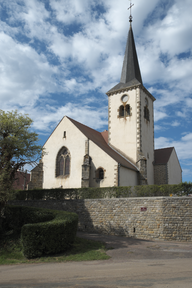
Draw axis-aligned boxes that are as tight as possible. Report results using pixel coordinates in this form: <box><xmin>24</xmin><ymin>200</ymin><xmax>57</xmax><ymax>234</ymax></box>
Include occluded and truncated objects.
<box><xmin>128</xmin><ymin>1</ymin><xmax>134</xmax><ymax>23</ymax></box>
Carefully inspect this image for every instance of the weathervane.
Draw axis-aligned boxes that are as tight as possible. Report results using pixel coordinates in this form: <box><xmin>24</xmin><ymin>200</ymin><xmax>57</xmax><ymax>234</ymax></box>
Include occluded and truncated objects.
<box><xmin>128</xmin><ymin>1</ymin><xmax>134</xmax><ymax>23</ymax></box>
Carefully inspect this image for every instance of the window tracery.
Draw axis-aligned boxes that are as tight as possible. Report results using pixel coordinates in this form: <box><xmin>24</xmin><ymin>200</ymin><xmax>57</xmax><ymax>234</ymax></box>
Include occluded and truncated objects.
<box><xmin>56</xmin><ymin>147</ymin><xmax>70</xmax><ymax>177</ymax></box>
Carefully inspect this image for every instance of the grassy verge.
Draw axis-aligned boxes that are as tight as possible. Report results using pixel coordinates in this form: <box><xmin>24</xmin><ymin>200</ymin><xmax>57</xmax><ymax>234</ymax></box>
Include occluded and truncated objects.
<box><xmin>0</xmin><ymin>233</ymin><xmax>110</xmax><ymax>265</ymax></box>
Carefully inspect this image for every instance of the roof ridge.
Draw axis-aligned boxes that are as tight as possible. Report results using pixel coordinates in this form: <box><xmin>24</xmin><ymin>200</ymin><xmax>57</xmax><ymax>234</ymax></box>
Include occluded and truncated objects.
<box><xmin>155</xmin><ymin>147</ymin><xmax>174</xmax><ymax>151</ymax></box>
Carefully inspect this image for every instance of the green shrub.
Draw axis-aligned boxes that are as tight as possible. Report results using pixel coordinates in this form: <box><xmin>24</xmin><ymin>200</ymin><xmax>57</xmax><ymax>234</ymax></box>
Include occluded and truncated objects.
<box><xmin>3</xmin><ymin>206</ymin><xmax>78</xmax><ymax>259</ymax></box>
<box><xmin>14</xmin><ymin>189</ymin><xmax>27</xmax><ymax>200</ymax></box>
<box><xmin>181</xmin><ymin>182</ymin><xmax>192</xmax><ymax>195</ymax></box>
<box><xmin>14</xmin><ymin>182</ymin><xmax>192</xmax><ymax>200</ymax></box>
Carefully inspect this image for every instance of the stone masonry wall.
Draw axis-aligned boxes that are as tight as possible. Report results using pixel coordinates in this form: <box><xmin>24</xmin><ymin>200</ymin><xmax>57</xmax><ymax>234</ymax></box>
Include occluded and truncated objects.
<box><xmin>154</xmin><ymin>164</ymin><xmax>168</xmax><ymax>185</ymax></box>
<box><xmin>28</xmin><ymin>163</ymin><xmax>43</xmax><ymax>190</ymax></box>
<box><xmin>10</xmin><ymin>197</ymin><xmax>192</xmax><ymax>242</ymax></box>
<box><xmin>162</xmin><ymin>197</ymin><xmax>192</xmax><ymax>241</ymax></box>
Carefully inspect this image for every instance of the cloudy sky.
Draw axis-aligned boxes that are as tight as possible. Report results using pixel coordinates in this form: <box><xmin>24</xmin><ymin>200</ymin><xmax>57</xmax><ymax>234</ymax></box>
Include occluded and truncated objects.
<box><xmin>0</xmin><ymin>0</ymin><xmax>192</xmax><ymax>182</ymax></box>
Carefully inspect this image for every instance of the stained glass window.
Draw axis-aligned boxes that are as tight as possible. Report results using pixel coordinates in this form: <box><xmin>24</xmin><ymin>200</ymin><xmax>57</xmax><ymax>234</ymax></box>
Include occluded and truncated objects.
<box><xmin>65</xmin><ymin>156</ymin><xmax>70</xmax><ymax>175</ymax></box>
<box><xmin>56</xmin><ymin>147</ymin><xmax>70</xmax><ymax>177</ymax></box>
<box><xmin>59</xmin><ymin>157</ymin><xmax>64</xmax><ymax>176</ymax></box>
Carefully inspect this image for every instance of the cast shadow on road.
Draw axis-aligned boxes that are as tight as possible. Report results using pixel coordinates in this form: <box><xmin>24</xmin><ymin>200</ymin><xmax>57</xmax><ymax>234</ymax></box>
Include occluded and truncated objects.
<box><xmin>77</xmin><ymin>231</ymin><xmax>152</xmax><ymax>250</ymax></box>
<box><xmin>73</xmin><ymin>199</ymin><xmax>153</xmax><ymax>250</ymax></box>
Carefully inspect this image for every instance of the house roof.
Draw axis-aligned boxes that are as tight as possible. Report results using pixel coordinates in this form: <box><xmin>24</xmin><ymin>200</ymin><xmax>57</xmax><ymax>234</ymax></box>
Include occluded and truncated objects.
<box><xmin>67</xmin><ymin>117</ymin><xmax>138</xmax><ymax>171</ymax></box>
<box><xmin>12</xmin><ymin>171</ymin><xmax>30</xmax><ymax>190</ymax></box>
<box><xmin>154</xmin><ymin>147</ymin><xmax>174</xmax><ymax>165</ymax></box>
<box><xmin>101</xmin><ymin>130</ymin><xmax>108</xmax><ymax>143</ymax></box>
<box><xmin>107</xmin><ymin>24</ymin><xmax>142</xmax><ymax>94</ymax></box>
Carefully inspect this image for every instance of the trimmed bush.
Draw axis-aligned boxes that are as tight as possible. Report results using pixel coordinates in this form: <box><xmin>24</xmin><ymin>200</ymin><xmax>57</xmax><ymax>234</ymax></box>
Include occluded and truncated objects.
<box><xmin>14</xmin><ymin>182</ymin><xmax>192</xmax><ymax>201</ymax></box>
<box><xmin>3</xmin><ymin>206</ymin><xmax>78</xmax><ymax>258</ymax></box>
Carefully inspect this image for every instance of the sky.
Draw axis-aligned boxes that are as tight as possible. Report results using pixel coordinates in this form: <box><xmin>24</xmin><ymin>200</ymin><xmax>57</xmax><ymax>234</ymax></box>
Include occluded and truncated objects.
<box><xmin>0</xmin><ymin>0</ymin><xmax>192</xmax><ymax>182</ymax></box>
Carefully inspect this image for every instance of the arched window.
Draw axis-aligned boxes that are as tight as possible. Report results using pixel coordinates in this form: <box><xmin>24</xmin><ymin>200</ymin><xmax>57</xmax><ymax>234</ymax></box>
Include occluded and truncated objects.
<box><xmin>65</xmin><ymin>155</ymin><xmax>70</xmax><ymax>175</ymax></box>
<box><xmin>59</xmin><ymin>157</ymin><xmax>64</xmax><ymax>176</ymax></box>
<box><xmin>119</xmin><ymin>105</ymin><xmax>131</xmax><ymax>118</ymax></box>
<box><xmin>95</xmin><ymin>167</ymin><xmax>104</xmax><ymax>180</ymax></box>
<box><xmin>119</xmin><ymin>105</ymin><xmax>124</xmax><ymax>117</ymax></box>
<box><xmin>144</xmin><ymin>106</ymin><xmax>150</xmax><ymax>121</ymax></box>
<box><xmin>125</xmin><ymin>104</ymin><xmax>130</xmax><ymax>116</ymax></box>
<box><xmin>99</xmin><ymin>168</ymin><xmax>104</xmax><ymax>179</ymax></box>
<box><xmin>56</xmin><ymin>147</ymin><xmax>70</xmax><ymax>177</ymax></box>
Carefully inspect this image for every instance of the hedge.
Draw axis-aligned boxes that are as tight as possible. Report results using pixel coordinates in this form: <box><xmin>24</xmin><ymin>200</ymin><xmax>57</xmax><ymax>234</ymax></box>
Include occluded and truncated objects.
<box><xmin>3</xmin><ymin>206</ymin><xmax>78</xmax><ymax>258</ymax></box>
<box><xmin>14</xmin><ymin>182</ymin><xmax>192</xmax><ymax>200</ymax></box>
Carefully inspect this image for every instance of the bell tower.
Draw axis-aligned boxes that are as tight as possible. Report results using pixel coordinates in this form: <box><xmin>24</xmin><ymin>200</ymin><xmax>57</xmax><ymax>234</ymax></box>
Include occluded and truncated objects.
<box><xmin>106</xmin><ymin>3</ymin><xmax>156</xmax><ymax>184</ymax></box>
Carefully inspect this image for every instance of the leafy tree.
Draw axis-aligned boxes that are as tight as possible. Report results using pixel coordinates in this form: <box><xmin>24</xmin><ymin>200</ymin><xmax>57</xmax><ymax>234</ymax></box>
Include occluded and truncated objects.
<box><xmin>0</xmin><ymin>110</ymin><xmax>43</xmax><ymax>222</ymax></box>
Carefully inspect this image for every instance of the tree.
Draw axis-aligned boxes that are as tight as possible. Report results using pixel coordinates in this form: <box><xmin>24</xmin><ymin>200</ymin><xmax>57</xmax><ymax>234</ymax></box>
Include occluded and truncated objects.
<box><xmin>0</xmin><ymin>110</ymin><xmax>43</xmax><ymax>220</ymax></box>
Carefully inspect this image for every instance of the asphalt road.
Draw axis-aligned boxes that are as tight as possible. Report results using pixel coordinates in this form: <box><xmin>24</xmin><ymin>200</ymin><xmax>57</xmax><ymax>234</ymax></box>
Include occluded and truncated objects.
<box><xmin>0</xmin><ymin>232</ymin><xmax>192</xmax><ymax>288</ymax></box>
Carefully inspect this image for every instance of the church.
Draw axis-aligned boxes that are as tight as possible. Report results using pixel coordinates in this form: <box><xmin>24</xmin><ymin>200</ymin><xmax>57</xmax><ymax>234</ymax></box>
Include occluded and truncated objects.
<box><xmin>28</xmin><ymin>14</ymin><xmax>182</xmax><ymax>190</ymax></box>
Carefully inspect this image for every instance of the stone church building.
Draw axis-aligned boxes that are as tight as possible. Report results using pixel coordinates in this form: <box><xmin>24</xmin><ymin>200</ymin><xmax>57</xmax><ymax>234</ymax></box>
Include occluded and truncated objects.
<box><xmin>28</xmin><ymin>18</ymin><xmax>182</xmax><ymax>190</ymax></box>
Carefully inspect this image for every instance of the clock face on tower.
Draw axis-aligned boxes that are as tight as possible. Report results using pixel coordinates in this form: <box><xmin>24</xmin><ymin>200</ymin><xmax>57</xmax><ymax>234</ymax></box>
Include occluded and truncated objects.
<box><xmin>121</xmin><ymin>95</ymin><xmax>129</xmax><ymax>103</ymax></box>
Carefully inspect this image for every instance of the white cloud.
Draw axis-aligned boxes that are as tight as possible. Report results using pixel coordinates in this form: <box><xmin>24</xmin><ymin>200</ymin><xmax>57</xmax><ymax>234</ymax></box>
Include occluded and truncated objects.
<box><xmin>181</xmin><ymin>133</ymin><xmax>192</xmax><ymax>142</ymax></box>
<box><xmin>14</xmin><ymin>0</ymin><xmax>51</xmax><ymax>40</ymax></box>
<box><xmin>155</xmin><ymin>132</ymin><xmax>192</xmax><ymax>161</ymax></box>
<box><xmin>155</xmin><ymin>137</ymin><xmax>171</xmax><ymax>149</ymax></box>
<box><xmin>186</xmin><ymin>98</ymin><xmax>192</xmax><ymax>108</ymax></box>
<box><xmin>30</xmin><ymin>103</ymin><xmax>108</xmax><ymax>132</ymax></box>
<box><xmin>50</xmin><ymin>0</ymin><xmax>94</xmax><ymax>25</ymax></box>
<box><xmin>176</xmin><ymin>111</ymin><xmax>186</xmax><ymax>118</ymax></box>
<box><xmin>143</xmin><ymin>0</ymin><xmax>192</xmax><ymax>57</ymax></box>
<box><xmin>0</xmin><ymin>32</ymin><xmax>58</xmax><ymax>110</ymax></box>
<box><xmin>154</xmin><ymin>125</ymin><xmax>165</xmax><ymax>132</ymax></box>
<box><xmin>2</xmin><ymin>0</ymin><xmax>191</xmax><ymax>111</ymax></box>
<box><xmin>154</xmin><ymin>109</ymin><xmax>168</xmax><ymax>122</ymax></box>
<box><xmin>181</xmin><ymin>168</ymin><xmax>192</xmax><ymax>180</ymax></box>
<box><xmin>171</xmin><ymin>121</ymin><xmax>180</xmax><ymax>127</ymax></box>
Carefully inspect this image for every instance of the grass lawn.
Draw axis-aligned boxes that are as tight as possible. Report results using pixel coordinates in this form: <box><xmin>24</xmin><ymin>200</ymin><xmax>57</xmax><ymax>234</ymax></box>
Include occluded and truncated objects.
<box><xmin>0</xmin><ymin>233</ymin><xmax>110</xmax><ymax>265</ymax></box>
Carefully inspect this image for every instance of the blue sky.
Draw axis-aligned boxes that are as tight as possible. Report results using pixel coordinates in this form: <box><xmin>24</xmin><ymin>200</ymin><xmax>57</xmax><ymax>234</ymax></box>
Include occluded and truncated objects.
<box><xmin>0</xmin><ymin>0</ymin><xmax>192</xmax><ymax>182</ymax></box>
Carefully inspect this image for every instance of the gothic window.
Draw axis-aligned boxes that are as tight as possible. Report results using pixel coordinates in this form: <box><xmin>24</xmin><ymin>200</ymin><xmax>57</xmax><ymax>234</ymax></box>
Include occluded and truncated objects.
<box><xmin>65</xmin><ymin>155</ymin><xmax>70</xmax><ymax>175</ymax></box>
<box><xmin>56</xmin><ymin>147</ymin><xmax>70</xmax><ymax>177</ymax></box>
<box><xmin>119</xmin><ymin>104</ymin><xmax>131</xmax><ymax>118</ymax></box>
<box><xmin>59</xmin><ymin>157</ymin><xmax>64</xmax><ymax>175</ymax></box>
<box><xmin>95</xmin><ymin>167</ymin><xmax>104</xmax><ymax>180</ymax></box>
<box><xmin>144</xmin><ymin>106</ymin><xmax>150</xmax><ymax>121</ymax></box>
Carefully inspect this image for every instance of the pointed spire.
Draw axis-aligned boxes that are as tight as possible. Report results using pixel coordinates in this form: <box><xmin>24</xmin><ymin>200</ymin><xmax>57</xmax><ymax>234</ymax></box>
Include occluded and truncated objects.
<box><xmin>120</xmin><ymin>24</ymin><xmax>142</xmax><ymax>85</ymax></box>
<box><xmin>107</xmin><ymin>8</ymin><xmax>143</xmax><ymax>95</ymax></box>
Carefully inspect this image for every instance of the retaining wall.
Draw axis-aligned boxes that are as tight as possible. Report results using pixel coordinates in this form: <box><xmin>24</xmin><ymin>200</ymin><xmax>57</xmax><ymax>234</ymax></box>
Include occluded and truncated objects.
<box><xmin>10</xmin><ymin>197</ymin><xmax>192</xmax><ymax>241</ymax></box>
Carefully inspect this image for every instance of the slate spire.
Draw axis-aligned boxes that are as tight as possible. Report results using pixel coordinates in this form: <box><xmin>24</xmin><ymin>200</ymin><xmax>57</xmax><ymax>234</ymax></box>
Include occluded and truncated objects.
<box><xmin>107</xmin><ymin>18</ymin><xmax>143</xmax><ymax>94</ymax></box>
<box><xmin>120</xmin><ymin>23</ymin><xmax>142</xmax><ymax>85</ymax></box>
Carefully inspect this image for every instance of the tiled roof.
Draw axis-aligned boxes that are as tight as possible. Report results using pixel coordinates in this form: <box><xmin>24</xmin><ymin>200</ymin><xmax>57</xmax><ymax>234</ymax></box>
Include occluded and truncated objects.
<box><xmin>154</xmin><ymin>147</ymin><xmax>174</xmax><ymax>164</ymax></box>
<box><xmin>101</xmin><ymin>130</ymin><xmax>108</xmax><ymax>143</ymax></box>
<box><xmin>68</xmin><ymin>117</ymin><xmax>138</xmax><ymax>171</ymax></box>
